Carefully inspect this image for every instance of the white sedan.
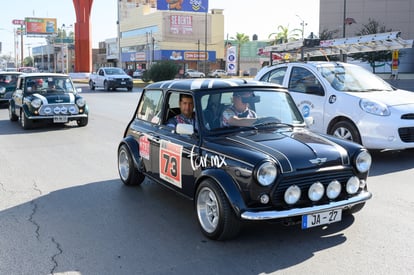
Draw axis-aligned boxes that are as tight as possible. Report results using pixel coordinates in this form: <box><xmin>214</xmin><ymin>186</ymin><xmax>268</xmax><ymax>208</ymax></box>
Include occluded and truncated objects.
<box><xmin>255</xmin><ymin>61</ymin><xmax>414</xmax><ymax>150</ymax></box>
<box><xmin>184</xmin><ymin>69</ymin><xmax>205</xmax><ymax>78</ymax></box>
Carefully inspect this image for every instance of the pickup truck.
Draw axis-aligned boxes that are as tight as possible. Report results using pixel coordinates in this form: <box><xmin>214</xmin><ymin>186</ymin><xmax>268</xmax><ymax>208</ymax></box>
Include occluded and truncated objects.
<box><xmin>89</xmin><ymin>67</ymin><xmax>133</xmax><ymax>91</ymax></box>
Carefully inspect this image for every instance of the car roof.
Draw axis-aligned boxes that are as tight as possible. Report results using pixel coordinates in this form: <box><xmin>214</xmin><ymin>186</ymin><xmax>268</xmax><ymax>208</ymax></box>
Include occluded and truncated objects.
<box><xmin>19</xmin><ymin>72</ymin><xmax>70</xmax><ymax>78</ymax></box>
<box><xmin>145</xmin><ymin>78</ymin><xmax>285</xmax><ymax>92</ymax></box>
<box><xmin>0</xmin><ymin>71</ymin><xmax>22</xmax><ymax>75</ymax></box>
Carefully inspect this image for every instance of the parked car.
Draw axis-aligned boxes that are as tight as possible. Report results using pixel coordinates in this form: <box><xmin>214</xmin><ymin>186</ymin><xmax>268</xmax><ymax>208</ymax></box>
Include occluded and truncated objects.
<box><xmin>89</xmin><ymin>67</ymin><xmax>133</xmax><ymax>91</ymax></box>
<box><xmin>9</xmin><ymin>73</ymin><xmax>88</xmax><ymax>129</ymax></box>
<box><xmin>255</xmin><ymin>61</ymin><xmax>414</xmax><ymax>150</ymax></box>
<box><xmin>208</xmin><ymin>69</ymin><xmax>227</xmax><ymax>78</ymax></box>
<box><xmin>0</xmin><ymin>71</ymin><xmax>22</xmax><ymax>106</ymax></box>
<box><xmin>132</xmin><ymin>69</ymin><xmax>145</xmax><ymax>78</ymax></box>
<box><xmin>117</xmin><ymin>78</ymin><xmax>372</xmax><ymax>240</ymax></box>
<box><xmin>184</xmin><ymin>69</ymin><xmax>205</xmax><ymax>78</ymax></box>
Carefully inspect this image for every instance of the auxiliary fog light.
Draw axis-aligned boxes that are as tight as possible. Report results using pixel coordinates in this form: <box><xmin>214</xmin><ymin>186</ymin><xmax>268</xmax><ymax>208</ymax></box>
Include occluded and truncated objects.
<box><xmin>259</xmin><ymin>194</ymin><xmax>270</xmax><ymax>204</ymax></box>
<box><xmin>346</xmin><ymin>176</ymin><xmax>360</xmax><ymax>194</ymax></box>
<box><xmin>308</xmin><ymin>182</ymin><xmax>324</xmax><ymax>202</ymax></box>
<box><xmin>284</xmin><ymin>185</ymin><xmax>301</xmax><ymax>205</ymax></box>
<box><xmin>327</xmin><ymin>180</ymin><xmax>341</xmax><ymax>199</ymax></box>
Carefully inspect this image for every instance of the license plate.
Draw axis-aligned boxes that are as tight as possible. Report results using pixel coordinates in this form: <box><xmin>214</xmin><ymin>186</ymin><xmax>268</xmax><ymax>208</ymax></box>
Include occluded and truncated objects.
<box><xmin>53</xmin><ymin>115</ymin><xmax>68</xmax><ymax>123</ymax></box>
<box><xmin>121</xmin><ymin>81</ymin><xmax>126</xmax><ymax>84</ymax></box>
<box><xmin>302</xmin><ymin>209</ymin><xmax>342</xmax><ymax>229</ymax></box>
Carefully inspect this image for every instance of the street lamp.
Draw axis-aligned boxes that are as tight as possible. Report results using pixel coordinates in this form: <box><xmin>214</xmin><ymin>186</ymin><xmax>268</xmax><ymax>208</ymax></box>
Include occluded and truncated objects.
<box><xmin>296</xmin><ymin>15</ymin><xmax>307</xmax><ymax>40</ymax></box>
<box><xmin>61</xmin><ymin>24</ymin><xmax>73</xmax><ymax>73</ymax></box>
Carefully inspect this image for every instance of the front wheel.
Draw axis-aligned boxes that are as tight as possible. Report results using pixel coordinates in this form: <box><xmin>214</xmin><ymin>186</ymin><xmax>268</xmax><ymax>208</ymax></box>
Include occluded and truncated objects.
<box><xmin>118</xmin><ymin>144</ymin><xmax>145</xmax><ymax>186</ymax></box>
<box><xmin>20</xmin><ymin>110</ymin><xmax>33</xmax><ymax>130</ymax></box>
<box><xmin>329</xmin><ymin>120</ymin><xmax>362</xmax><ymax>145</ymax></box>
<box><xmin>196</xmin><ymin>179</ymin><xmax>241</xmax><ymax>240</ymax></box>
<box><xmin>77</xmin><ymin>117</ymin><xmax>88</xmax><ymax>127</ymax></box>
<box><xmin>104</xmin><ymin>81</ymin><xmax>111</xmax><ymax>91</ymax></box>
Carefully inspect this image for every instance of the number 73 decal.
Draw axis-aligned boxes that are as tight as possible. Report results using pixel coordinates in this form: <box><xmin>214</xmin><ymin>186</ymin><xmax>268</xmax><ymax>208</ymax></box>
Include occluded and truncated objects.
<box><xmin>159</xmin><ymin>140</ymin><xmax>183</xmax><ymax>188</ymax></box>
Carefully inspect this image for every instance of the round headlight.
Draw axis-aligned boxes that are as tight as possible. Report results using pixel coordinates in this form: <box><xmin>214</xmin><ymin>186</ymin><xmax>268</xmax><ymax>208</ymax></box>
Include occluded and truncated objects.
<box><xmin>355</xmin><ymin>150</ymin><xmax>371</xmax><ymax>173</ymax></box>
<box><xmin>346</xmin><ymin>176</ymin><xmax>360</xmax><ymax>194</ymax></box>
<box><xmin>284</xmin><ymin>185</ymin><xmax>301</xmax><ymax>205</ymax></box>
<box><xmin>327</xmin><ymin>180</ymin><xmax>341</xmax><ymax>199</ymax></box>
<box><xmin>308</xmin><ymin>182</ymin><xmax>324</xmax><ymax>201</ymax></box>
<box><xmin>31</xmin><ymin>98</ymin><xmax>42</xmax><ymax>108</ymax></box>
<box><xmin>256</xmin><ymin>162</ymin><xmax>277</xmax><ymax>186</ymax></box>
<box><xmin>0</xmin><ymin>87</ymin><xmax>6</xmax><ymax>94</ymax></box>
<box><xmin>76</xmin><ymin>98</ymin><xmax>86</xmax><ymax>107</ymax></box>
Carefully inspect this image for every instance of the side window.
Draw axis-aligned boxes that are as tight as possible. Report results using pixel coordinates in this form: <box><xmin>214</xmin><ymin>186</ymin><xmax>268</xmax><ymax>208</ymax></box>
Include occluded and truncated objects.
<box><xmin>289</xmin><ymin>67</ymin><xmax>323</xmax><ymax>95</ymax></box>
<box><xmin>267</xmin><ymin>67</ymin><xmax>287</xmax><ymax>85</ymax></box>
<box><xmin>164</xmin><ymin>92</ymin><xmax>184</xmax><ymax>124</ymax></box>
<box><xmin>136</xmin><ymin>89</ymin><xmax>163</xmax><ymax>123</ymax></box>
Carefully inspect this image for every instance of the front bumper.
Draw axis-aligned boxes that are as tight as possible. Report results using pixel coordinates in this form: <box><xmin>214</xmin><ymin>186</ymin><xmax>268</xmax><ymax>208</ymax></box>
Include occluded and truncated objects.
<box><xmin>241</xmin><ymin>190</ymin><xmax>372</xmax><ymax>220</ymax></box>
<box><xmin>27</xmin><ymin>113</ymin><xmax>88</xmax><ymax>121</ymax></box>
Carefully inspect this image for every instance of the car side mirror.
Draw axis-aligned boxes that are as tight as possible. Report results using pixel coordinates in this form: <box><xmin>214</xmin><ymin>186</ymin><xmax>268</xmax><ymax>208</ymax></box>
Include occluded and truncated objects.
<box><xmin>176</xmin><ymin>123</ymin><xmax>194</xmax><ymax>135</ymax></box>
<box><xmin>305</xmin><ymin>116</ymin><xmax>314</xmax><ymax>126</ymax></box>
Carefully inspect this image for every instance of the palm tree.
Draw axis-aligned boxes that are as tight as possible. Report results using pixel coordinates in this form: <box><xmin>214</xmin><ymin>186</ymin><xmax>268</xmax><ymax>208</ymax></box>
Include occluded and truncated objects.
<box><xmin>230</xmin><ymin>33</ymin><xmax>250</xmax><ymax>76</ymax></box>
<box><xmin>268</xmin><ymin>25</ymin><xmax>301</xmax><ymax>45</ymax></box>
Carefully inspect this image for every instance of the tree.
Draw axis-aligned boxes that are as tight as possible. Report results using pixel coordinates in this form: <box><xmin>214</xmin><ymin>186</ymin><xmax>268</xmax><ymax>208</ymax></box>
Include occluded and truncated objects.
<box><xmin>147</xmin><ymin>61</ymin><xmax>178</xmax><ymax>82</ymax></box>
<box><xmin>230</xmin><ymin>33</ymin><xmax>250</xmax><ymax>76</ymax></box>
<box><xmin>268</xmin><ymin>25</ymin><xmax>301</xmax><ymax>45</ymax></box>
<box><xmin>350</xmin><ymin>18</ymin><xmax>393</xmax><ymax>73</ymax></box>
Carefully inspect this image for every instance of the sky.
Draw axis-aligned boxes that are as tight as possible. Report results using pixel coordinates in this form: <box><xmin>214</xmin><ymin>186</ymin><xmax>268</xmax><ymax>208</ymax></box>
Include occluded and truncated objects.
<box><xmin>0</xmin><ymin>0</ymin><xmax>319</xmax><ymax>58</ymax></box>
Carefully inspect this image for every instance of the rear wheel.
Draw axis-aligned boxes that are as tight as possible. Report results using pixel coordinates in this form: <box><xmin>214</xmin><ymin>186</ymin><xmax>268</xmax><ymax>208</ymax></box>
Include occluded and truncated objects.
<box><xmin>9</xmin><ymin>104</ymin><xmax>18</xmax><ymax>121</ymax></box>
<box><xmin>118</xmin><ymin>144</ymin><xmax>145</xmax><ymax>186</ymax></box>
<box><xmin>89</xmin><ymin>80</ymin><xmax>95</xmax><ymax>90</ymax></box>
<box><xmin>196</xmin><ymin>179</ymin><xmax>241</xmax><ymax>240</ymax></box>
<box><xmin>329</xmin><ymin>120</ymin><xmax>362</xmax><ymax>145</ymax></box>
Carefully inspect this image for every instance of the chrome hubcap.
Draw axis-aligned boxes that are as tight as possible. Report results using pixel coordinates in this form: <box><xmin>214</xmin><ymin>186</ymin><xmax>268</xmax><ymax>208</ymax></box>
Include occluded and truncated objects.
<box><xmin>197</xmin><ymin>187</ymin><xmax>219</xmax><ymax>233</ymax></box>
<box><xmin>118</xmin><ymin>149</ymin><xmax>130</xmax><ymax>181</ymax></box>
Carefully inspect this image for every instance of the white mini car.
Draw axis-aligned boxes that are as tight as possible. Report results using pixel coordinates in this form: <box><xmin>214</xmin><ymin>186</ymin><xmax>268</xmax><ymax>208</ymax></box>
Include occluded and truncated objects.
<box><xmin>255</xmin><ymin>62</ymin><xmax>414</xmax><ymax>150</ymax></box>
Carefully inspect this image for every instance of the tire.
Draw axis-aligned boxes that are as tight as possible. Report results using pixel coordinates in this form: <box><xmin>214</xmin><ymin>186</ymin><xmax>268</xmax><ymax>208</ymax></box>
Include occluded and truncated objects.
<box><xmin>9</xmin><ymin>104</ymin><xmax>18</xmax><ymax>121</ymax></box>
<box><xmin>118</xmin><ymin>144</ymin><xmax>145</xmax><ymax>186</ymax></box>
<box><xmin>89</xmin><ymin>80</ymin><xmax>95</xmax><ymax>90</ymax></box>
<box><xmin>329</xmin><ymin>120</ymin><xmax>362</xmax><ymax>145</ymax></box>
<box><xmin>127</xmin><ymin>87</ymin><xmax>132</xmax><ymax>91</ymax></box>
<box><xmin>20</xmin><ymin>110</ymin><xmax>33</xmax><ymax>130</ymax></box>
<box><xmin>196</xmin><ymin>179</ymin><xmax>241</xmax><ymax>240</ymax></box>
<box><xmin>77</xmin><ymin>117</ymin><xmax>88</xmax><ymax>127</ymax></box>
<box><xmin>104</xmin><ymin>81</ymin><xmax>111</xmax><ymax>91</ymax></box>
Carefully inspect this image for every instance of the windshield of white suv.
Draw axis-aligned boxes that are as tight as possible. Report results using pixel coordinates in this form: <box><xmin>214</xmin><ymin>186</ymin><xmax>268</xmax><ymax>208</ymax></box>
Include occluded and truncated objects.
<box><xmin>318</xmin><ymin>64</ymin><xmax>393</xmax><ymax>92</ymax></box>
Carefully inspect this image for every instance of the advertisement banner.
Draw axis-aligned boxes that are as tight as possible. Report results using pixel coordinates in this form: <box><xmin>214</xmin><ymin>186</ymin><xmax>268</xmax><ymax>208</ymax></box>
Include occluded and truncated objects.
<box><xmin>170</xmin><ymin>15</ymin><xmax>193</xmax><ymax>35</ymax></box>
<box><xmin>25</xmin><ymin>17</ymin><xmax>57</xmax><ymax>35</ymax></box>
<box><xmin>157</xmin><ymin>0</ymin><xmax>208</xmax><ymax>12</ymax></box>
<box><xmin>226</xmin><ymin>46</ymin><xmax>237</xmax><ymax>75</ymax></box>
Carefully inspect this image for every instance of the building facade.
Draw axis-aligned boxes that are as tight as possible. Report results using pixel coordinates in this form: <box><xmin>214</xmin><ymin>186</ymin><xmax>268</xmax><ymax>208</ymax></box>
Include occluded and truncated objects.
<box><xmin>117</xmin><ymin>0</ymin><xmax>225</xmax><ymax>74</ymax></box>
<box><xmin>319</xmin><ymin>0</ymin><xmax>414</xmax><ymax>72</ymax></box>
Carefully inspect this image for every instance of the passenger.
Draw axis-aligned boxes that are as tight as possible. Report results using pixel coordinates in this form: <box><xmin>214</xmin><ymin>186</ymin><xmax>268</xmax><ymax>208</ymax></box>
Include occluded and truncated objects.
<box><xmin>221</xmin><ymin>91</ymin><xmax>257</xmax><ymax>127</ymax></box>
<box><xmin>167</xmin><ymin>94</ymin><xmax>197</xmax><ymax>128</ymax></box>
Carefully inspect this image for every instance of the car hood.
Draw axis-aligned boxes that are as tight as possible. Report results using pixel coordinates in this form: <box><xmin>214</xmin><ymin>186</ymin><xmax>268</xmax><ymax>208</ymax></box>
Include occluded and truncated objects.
<box><xmin>32</xmin><ymin>93</ymin><xmax>76</xmax><ymax>104</ymax></box>
<box><xmin>212</xmin><ymin>128</ymin><xmax>350</xmax><ymax>173</ymax></box>
<box><xmin>351</xmin><ymin>89</ymin><xmax>414</xmax><ymax>106</ymax></box>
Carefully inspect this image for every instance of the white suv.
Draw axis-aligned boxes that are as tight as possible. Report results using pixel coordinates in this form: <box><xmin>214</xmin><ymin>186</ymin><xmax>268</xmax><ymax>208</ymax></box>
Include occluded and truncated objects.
<box><xmin>255</xmin><ymin>61</ymin><xmax>414</xmax><ymax>150</ymax></box>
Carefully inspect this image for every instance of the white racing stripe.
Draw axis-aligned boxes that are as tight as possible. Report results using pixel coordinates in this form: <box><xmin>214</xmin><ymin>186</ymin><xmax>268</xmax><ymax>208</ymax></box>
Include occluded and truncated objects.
<box><xmin>33</xmin><ymin>93</ymin><xmax>48</xmax><ymax>105</ymax></box>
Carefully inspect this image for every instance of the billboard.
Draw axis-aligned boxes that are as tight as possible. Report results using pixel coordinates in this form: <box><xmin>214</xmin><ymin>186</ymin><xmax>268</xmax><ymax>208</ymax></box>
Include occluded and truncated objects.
<box><xmin>25</xmin><ymin>17</ymin><xmax>57</xmax><ymax>35</ymax></box>
<box><xmin>157</xmin><ymin>0</ymin><xmax>208</xmax><ymax>12</ymax></box>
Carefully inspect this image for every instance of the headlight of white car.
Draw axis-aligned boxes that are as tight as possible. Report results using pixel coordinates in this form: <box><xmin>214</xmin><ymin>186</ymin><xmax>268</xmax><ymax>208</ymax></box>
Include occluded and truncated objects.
<box><xmin>359</xmin><ymin>98</ymin><xmax>390</xmax><ymax>116</ymax></box>
<box><xmin>256</xmin><ymin>161</ymin><xmax>277</xmax><ymax>186</ymax></box>
<box><xmin>31</xmin><ymin>98</ymin><xmax>42</xmax><ymax>108</ymax></box>
<box><xmin>355</xmin><ymin>150</ymin><xmax>372</xmax><ymax>173</ymax></box>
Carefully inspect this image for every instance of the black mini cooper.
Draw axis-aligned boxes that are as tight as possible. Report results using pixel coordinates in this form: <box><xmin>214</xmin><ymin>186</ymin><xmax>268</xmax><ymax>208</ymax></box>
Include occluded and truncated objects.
<box><xmin>118</xmin><ymin>79</ymin><xmax>372</xmax><ymax>240</ymax></box>
<box><xmin>9</xmin><ymin>73</ymin><xmax>88</xmax><ymax>129</ymax></box>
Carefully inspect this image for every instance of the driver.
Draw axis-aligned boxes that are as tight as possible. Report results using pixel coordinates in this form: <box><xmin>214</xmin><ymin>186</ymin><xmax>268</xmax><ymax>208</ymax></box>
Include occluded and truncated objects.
<box><xmin>221</xmin><ymin>91</ymin><xmax>257</xmax><ymax>127</ymax></box>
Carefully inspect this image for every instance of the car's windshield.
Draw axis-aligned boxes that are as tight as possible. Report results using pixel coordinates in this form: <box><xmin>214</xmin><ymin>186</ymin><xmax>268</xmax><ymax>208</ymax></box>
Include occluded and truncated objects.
<box><xmin>318</xmin><ymin>64</ymin><xmax>393</xmax><ymax>92</ymax></box>
<box><xmin>105</xmin><ymin>68</ymin><xmax>125</xmax><ymax>75</ymax></box>
<box><xmin>200</xmin><ymin>89</ymin><xmax>304</xmax><ymax>131</ymax></box>
<box><xmin>25</xmin><ymin>76</ymin><xmax>75</xmax><ymax>94</ymax></box>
